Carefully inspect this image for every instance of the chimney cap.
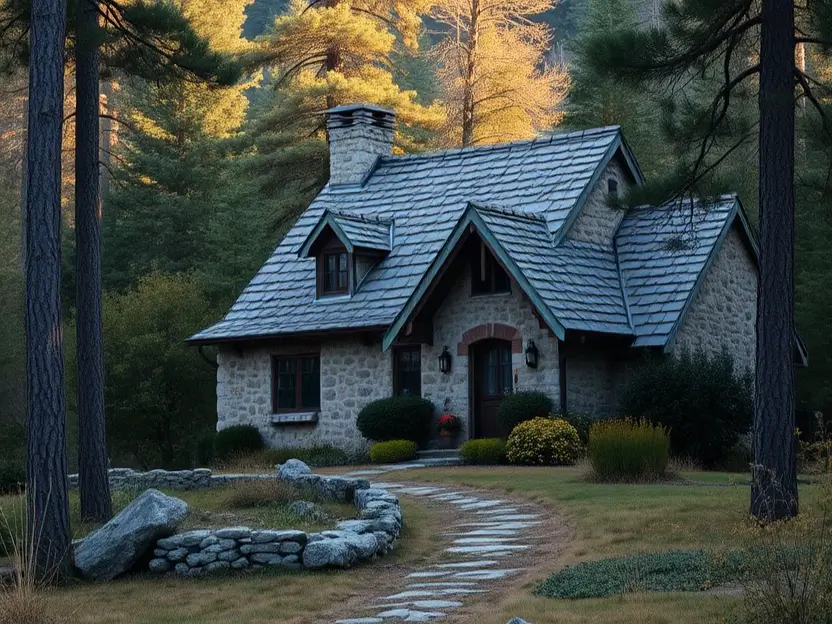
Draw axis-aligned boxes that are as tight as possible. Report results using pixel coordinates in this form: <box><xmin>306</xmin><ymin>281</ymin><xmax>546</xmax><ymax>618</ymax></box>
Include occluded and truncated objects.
<box><xmin>326</xmin><ymin>103</ymin><xmax>394</xmax><ymax>116</ymax></box>
<box><xmin>326</xmin><ymin>103</ymin><xmax>396</xmax><ymax>131</ymax></box>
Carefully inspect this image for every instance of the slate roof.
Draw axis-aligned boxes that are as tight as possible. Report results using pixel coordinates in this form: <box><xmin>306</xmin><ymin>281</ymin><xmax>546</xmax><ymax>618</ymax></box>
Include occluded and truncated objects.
<box><xmin>298</xmin><ymin>209</ymin><xmax>392</xmax><ymax>256</ymax></box>
<box><xmin>190</xmin><ymin>126</ymin><xmax>749</xmax><ymax>352</ymax></box>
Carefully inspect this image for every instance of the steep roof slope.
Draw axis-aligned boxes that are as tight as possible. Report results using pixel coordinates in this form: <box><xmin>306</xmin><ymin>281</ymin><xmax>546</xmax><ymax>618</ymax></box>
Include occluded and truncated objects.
<box><xmin>191</xmin><ymin>126</ymin><xmax>637</xmax><ymax>343</ymax></box>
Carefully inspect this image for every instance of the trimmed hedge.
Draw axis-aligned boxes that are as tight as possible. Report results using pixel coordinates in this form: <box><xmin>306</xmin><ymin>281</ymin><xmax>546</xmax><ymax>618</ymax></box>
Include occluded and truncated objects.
<box><xmin>498</xmin><ymin>391</ymin><xmax>555</xmax><ymax>435</ymax></box>
<box><xmin>370</xmin><ymin>440</ymin><xmax>419</xmax><ymax>464</ymax></box>
<box><xmin>214</xmin><ymin>425</ymin><xmax>265</xmax><ymax>462</ymax></box>
<box><xmin>506</xmin><ymin>417</ymin><xmax>582</xmax><ymax>466</ymax></box>
<box><xmin>459</xmin><ymin>438</ymin><xmax>506</xmax><ymax>465</ymax></box>
<box><xmin>617</xmin><ymin>350</ymin><xmax>752</xmax><ymax>466</ymax></box>
<box><xmin>357</xmin><ymin>396</ymin><xmax>434</xmax><ymax>444</ymax></box>
<box><xmin>588</xmin><ymin>419</ymin><xmax>670</xmax><ymax>481</ymax></box>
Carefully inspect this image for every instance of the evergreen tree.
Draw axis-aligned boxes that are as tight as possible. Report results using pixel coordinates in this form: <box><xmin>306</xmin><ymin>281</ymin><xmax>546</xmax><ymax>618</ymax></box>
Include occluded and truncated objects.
<box><xmin>25</xmin><ymin>0</ymin><xmax>72</xmax><ymax>581</ymax></box>
<box><xmin>585</xmin><ymin>0</ymin><xmax>832</xmax><ymax>521</ymax></box>
<box><xmin>428</xmin><ymin>0</ymin><xmax>569</xmax><ymax>146</ymax></box>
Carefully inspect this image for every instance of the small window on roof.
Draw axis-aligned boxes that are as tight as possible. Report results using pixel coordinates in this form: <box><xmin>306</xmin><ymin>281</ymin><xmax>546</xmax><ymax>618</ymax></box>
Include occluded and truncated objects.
<box><xmin>608</xmin><ymin>178</ymin><xmax>619</xmax><ymax>197</ymax></box>
<box><xmin>317</xmin><ymin>242</ymin><xmax>350</xmax><ymax>297</ymax></box>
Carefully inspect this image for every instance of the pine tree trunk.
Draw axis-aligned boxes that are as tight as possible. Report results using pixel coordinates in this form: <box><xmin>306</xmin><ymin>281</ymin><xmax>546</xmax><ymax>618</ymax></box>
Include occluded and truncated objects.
<box><xmin>461</xmin><ymin>0</ymin><xmax>479</xmax><ymax>147</ymax></box>
<box><xmin>751</xmin><ymin>0</ymin><xmax>798</xmax><ymax>522</ymax></box>
<box><xmin>75</xmin><ymin>0</ymin><xmax>112</xmax><ymax>523</ymax></box>
<box><xmin>25</xmin><ymin>0</ymin><xmax>72</xmax><ymax>582</ymax></box>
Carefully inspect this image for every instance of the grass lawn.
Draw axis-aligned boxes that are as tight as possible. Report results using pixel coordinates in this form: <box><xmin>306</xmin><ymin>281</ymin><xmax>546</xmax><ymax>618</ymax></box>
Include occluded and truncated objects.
<box><xmin>397</xmin><ymin>465</ymin><xmax>825</xmax><ymax>624</ymax></box>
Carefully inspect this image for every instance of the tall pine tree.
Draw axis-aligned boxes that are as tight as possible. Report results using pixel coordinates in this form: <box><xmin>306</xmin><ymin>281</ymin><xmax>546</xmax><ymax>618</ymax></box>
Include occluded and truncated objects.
<box><xmin>585</xmin><ymin>0</ymin><xmax>832</xmax><ymax>521</ymax></box>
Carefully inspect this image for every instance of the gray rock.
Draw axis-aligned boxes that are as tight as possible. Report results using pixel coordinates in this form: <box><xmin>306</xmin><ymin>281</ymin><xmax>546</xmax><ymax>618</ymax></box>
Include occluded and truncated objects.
<box><xmin>186</xmin><ymin>551</ymin><xmax>217</xmax><ymax>567</ymax></box>
<box><xmin>277</xmin><ymin>459</ymin><xmax>311</xmax><ymax>479</ymax></box>
<box><xmin>204</xmin><ymin>561</ymin><xmax>231</xmax><ymax>573</ymax></box>
<box><xmin>73</xmin><ymin>489</ymin><xmax>188</xmax><ymax>581</ymax></box>
<box><xmin>153</xmin><ymin>548</ymin><xmax>168</xmax><ymax>558</ymax></box>
<box><xmin>302</xmin><ymin>538</ymin><xmax>356</xmax><ymax>569</ymax></box>
<box><xmin>251</xmin><ymin>530</ymin><xmax>307</xmax><ymax>544</ymax></box>
<box><xmin>203</xmin><ymin>539</ymin><xmax>237</xmax><ymax>554</ymax></box>
<box><xmin>166</xmin><ymin>547</ymin><xmax>189</xmax><ymax>562</ymax></box>
<box><xmin>319</xmin><ymin>477</ymin><xmax>365</xmax><ymax>504</ymax></box>
<box><xmin>250</xmin><ymin>553</ymin><xmax>283</xmax><ymax>565</ymax></box>
<box><xmin>239</xmin><ymin>544</ymin><xmax>253</xmax><ymax>555</ymax></box>
<box><xmin>148</xmin><ymin>558</ymin><xmax>169</xmax><ymax>573</ymax></box>
<box><xmin>373</xmin><ymin>531</ymin><xmax>393</xmax><ymax>553</ymax></box>
<box><xmin>199</xmin><ymin>536</ymin><xmax>220</xmax><ymax>548</ymax></box>
<box><xmin>506</xmin><ymin>619</ymin><xmax>533</xmax><ymax>624</ymax></box>
<box><xmin>282</xmin><ymin>554</ymin><xmax>299</xmax><ymax>564</ymax></box>
<box><xmin>279</xmin><ymin>541</ymin><xmax>303</xmax><ymax>555</ymax></box>
<box><xmin>230</xmin><ymin>557</ymin><xmax>249</xmax><ymax>570</ymax></box>
<box><xmin>288</xmin><ymin>500</ymin><xmax>328</xmax><ymax>521</ymax></box>
<box><xmin>160</xmin><ymin>529</ymin><xmax>211</xmax><ymax>549</ymax></box>
<box><xmin>218</xmin><ymin>549</ymin><xmax>241</xmax><ymax>562</ymax></box>
<box><xmin>335</xmin><ymin>519</ymin><xmax>376</xmax><ymax>534</ymax></box>
<box><xmin>186</xmin><ymin>566</ymin><xmax>202</xmax><ymax>576</ymax></box>
<box><xmin>174</xmin><ymin>563</ymin><xmax>190</xmax><ymax>574</ymax></box>
<box><xmin>215</xmin><ymin>526</ymin><xmax>251</xmax><ymax>540</ymax></box>
<box><xmin>248</xmin><ymin>543</ymin><xmax>282</xmax><ymax>554</ymax></box>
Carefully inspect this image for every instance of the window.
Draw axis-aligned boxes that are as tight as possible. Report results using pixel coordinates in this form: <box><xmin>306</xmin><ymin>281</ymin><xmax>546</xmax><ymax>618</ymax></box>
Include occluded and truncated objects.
<box><xmin>471</xmin><ymin>242</ymin><xmax>510</xmax><ymax>295</ymax></box>
<box><xmin>321</xmin><ymin>251</ymin><xmax>349</xmax><ymax>294</ymax></box>
<box><xmin>393</xmin><ymin>347</ymin><xmax>421</xmax><ymax>396</ymax></box>
<box><xmin>272</xmin><ymin>355</ymin><xmax>320</xmax><ymax>412</ymax></box>
<box><xmin>608</xmin><ymin>178</ymin><xmax>619</xmax><ymax>197</ymax></box>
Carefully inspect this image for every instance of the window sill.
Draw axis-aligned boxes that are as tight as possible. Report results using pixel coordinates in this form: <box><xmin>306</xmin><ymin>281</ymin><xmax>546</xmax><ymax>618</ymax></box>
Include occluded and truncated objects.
<box><xmin>270</xmin><ymin>412</ymin><xmax>319</xmax><ymax>425</ymax></box>
<box><xmin>469</xmin><ymin>291</ymin><xmax>512</xmax><ymax>299</ymax></box>
<box><xmin>314</xmin><ymin>294</ymin><xmax>351</xmax><ymax>303</ymax></box>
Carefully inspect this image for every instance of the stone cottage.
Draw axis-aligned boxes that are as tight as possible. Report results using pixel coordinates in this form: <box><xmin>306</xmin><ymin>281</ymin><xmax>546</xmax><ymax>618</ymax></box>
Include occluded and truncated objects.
<box><xmin>190</xmin><ymin>103</ymin><xmax>806</xmax><ymax>450</ymax></box>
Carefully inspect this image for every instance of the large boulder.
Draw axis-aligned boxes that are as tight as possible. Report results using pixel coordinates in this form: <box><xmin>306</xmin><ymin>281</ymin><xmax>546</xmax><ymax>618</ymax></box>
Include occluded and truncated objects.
<box><xmin>276</xmin><ymin>459</ymin><xmax>312</xmax><ymax>479</ymax></box>
<box><xmin>74</xmin><ymin>489</ymin><xmax>188</xmax><ymax>581</ymax></box>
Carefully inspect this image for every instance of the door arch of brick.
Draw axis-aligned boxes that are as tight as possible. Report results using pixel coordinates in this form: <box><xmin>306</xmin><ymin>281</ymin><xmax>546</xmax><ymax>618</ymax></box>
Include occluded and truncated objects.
<box><xmin>457</xmin><ymin>323</ymin><xmax>523</xmax><ymax>356</ymax></box>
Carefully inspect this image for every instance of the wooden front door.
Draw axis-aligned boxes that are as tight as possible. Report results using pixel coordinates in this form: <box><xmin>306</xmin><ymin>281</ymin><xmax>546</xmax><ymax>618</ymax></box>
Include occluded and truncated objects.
<box><xmin>471</xmin><ymin>339</ymin><xmax>513</xmax><ymax>438</ymax></box>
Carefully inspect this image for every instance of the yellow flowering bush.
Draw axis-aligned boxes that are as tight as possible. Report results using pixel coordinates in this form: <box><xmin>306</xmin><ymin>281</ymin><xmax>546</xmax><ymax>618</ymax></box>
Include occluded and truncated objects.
<box><xmin>505</xmin><ymin>417</ymin><xmax>582</xmax><ymax>466</ymax></box>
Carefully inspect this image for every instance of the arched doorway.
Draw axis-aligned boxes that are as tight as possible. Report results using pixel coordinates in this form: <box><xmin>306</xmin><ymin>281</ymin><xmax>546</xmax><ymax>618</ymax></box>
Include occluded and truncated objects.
<box><xmin>470</xmin><ymin>339</ymin><xmax>513</xmax><ymax>438</ymax></box>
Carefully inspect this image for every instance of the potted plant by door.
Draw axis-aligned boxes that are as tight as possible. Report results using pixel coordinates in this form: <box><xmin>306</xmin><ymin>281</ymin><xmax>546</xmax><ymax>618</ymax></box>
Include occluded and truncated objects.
<box><xmin>437</xmin><ymin>414</ymin><xmax>461</xmax><ymax>449</ymax></box>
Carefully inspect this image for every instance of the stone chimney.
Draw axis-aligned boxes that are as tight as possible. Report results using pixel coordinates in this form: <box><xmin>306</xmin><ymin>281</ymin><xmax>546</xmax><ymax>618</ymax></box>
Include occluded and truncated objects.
<box><xmin>326</xmin><ymin>104</ymin><xmax>395</xmax><ymax>187</ymax></box>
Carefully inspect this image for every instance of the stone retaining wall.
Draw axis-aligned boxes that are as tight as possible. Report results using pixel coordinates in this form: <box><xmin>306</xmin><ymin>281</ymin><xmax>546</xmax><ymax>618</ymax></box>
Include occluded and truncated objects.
<box><xmin>147</xmin><ymin>461</ymin><xmax>402</xmax><ymax>575</ymax></box>
<box><xmin>68</xmin><ymin>468</ymin><xmax>213</xmax><ymax>491</ymax></box>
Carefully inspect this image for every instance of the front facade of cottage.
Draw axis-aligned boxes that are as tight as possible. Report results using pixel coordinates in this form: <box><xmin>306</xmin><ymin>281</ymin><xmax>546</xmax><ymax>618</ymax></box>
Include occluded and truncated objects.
<box><xmin>192</xmin><ymin>104</ymin><xmax>775</xmax><ymax>451</ymax></box>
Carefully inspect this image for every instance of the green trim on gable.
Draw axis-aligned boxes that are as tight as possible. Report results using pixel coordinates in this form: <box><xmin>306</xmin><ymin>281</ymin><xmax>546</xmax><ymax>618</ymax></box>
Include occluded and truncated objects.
<box><xmin>381</xmin><ymin>204</ymin><xmax>567</xmax><ymax>351</ymax></box>
<box><xmin>297</xmin><ymin>211</ymin><xmax>356</xmax><ymax>257</ymax></box>
<box><xmin>553</xmin><ymin>134</ymin><xmax>645</xmax><ymax>246</ymax></box>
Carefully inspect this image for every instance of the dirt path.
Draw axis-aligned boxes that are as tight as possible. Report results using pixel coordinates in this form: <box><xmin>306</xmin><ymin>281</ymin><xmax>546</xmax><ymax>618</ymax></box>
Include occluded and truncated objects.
<box><xmin>324</xmin><ymin>477</ymin><xmax>571</xmax><ymax>623</ymax></box>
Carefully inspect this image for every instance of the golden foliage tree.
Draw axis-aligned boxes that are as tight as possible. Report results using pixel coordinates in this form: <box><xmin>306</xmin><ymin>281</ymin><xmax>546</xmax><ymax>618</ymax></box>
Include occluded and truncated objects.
<box><xmin>429</xmin><ymin>0</ymin><xmax>569</xmax><ymax>146</ymax></box>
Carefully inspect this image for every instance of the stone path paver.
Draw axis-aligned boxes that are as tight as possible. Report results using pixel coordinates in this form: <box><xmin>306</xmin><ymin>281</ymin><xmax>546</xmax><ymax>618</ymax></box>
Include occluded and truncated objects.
<box><xmin>334</xmin><ymin>469</ymin><xmax>546</xmax><ymax>623</ymax></box>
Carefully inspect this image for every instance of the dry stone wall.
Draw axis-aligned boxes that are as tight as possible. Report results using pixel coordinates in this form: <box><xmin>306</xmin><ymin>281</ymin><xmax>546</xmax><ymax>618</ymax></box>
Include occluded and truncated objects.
<box><xmin>68</xmin><ymin>468</ymin><xmax>212</xmax><ymax>491</ymax></box>
<box><xmin>147</xmin><ymin>460</ymin><xmax>402</xmax><ymax>575</ymax></box>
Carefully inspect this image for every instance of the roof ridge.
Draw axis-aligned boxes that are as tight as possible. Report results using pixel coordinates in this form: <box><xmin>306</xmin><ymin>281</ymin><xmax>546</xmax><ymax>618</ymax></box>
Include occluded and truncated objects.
<box><xmin>630</xmin><ymin>193</ymin><xmax>739</xmax><ymax>213</ymax></box>
<box><xmin>470</xmin><ymin>203</ymin><xmax>549</xmax><ymax>224</ymax></box>
<box><xmin>327</xmin><ymin>208</ymin><xmax>392</xmax><ymax>225</ymax></box>
<box><xmin>381</xmin><ymin>126</ymin><xmax>622</xmax><ymax>164</ymax></box>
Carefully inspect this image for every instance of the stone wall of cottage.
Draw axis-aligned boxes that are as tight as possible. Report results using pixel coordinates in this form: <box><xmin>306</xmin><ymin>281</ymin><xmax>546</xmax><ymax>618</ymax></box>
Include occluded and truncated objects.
<box><xmin>567</xmin><ymin>156</ymin><xmax>629</xmax><ymax>247</ymax></box>
<box><xmin>564</xmin><ymin>348</ymin><xmax>632</xmax><ymax>418</ymax></box>
<box><xmin>421</xmin><ymin>267</ymin><xmax>560</xmax><ymax>440</ymax></box>
<box><xmin>216</xmin><ymin>339</ymin><xmax>392</xmax><ymax>450</ymax></box>
<box><xmin>673</xmin><ymin>225</ymin><xmax>757</xmax><ymax>374</ymax></box>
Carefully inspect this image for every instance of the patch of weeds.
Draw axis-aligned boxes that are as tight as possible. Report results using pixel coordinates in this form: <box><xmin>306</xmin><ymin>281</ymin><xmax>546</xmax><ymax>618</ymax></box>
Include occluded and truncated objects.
<box><xmin>535</xmin><ymin>550</ymin><xmax>746</xmax><ymax>599</ymax></box>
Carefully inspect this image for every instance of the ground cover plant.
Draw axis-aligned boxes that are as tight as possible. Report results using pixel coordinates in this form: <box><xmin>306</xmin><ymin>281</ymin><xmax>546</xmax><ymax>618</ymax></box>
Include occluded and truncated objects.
<box><xmin>535</xmin><ymin>549</ymin><xmax>745</xmax><ymax>598</ymax></box>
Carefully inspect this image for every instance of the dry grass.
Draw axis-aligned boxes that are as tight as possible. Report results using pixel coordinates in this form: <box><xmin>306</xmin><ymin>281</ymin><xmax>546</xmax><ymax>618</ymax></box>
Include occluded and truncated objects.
<box><xmin>0</xmin><ymin>495</ymin><xmax>67</xmax><ymax>624</ymax></box>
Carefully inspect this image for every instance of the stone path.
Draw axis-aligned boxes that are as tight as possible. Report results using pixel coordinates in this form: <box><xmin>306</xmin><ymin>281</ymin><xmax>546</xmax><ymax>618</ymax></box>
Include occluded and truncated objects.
<box><xmin>333</xmin><ymin>475</ymin><xmax>546</xmax><ymax>624</ymax></box>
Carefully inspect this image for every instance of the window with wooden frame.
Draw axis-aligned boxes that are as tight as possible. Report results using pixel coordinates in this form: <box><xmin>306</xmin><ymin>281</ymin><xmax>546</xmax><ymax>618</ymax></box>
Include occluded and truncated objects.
<box><xmin>471</xmin><ymin>241</ymin><xmax>510</xmax><ymax>295</ymax></box>
<box><xmin>272</xmin><ymin>355</ymin><xmax>321</xmax><ymax>413</ymax></box>
<box><xmin>317</xmin><ymin>241</ymin><xmax>350</xmax><ymax>296</ymax></box>
<box><xmin>393</xmin><ymin>346</ymin><xmax>421</xmax><ymax>397</ymax></box>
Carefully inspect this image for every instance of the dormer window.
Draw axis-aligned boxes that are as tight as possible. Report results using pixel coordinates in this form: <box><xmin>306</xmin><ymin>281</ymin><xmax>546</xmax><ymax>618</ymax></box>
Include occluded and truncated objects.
<box><xmin>608</xmin><ymin>178</ymin><xmax>619</xmax><ymax>197</ymax></box>
<box><xmin>319</xmin><ymin>245</ymin><xmax>350</xmax><ymax>296</ymax></box>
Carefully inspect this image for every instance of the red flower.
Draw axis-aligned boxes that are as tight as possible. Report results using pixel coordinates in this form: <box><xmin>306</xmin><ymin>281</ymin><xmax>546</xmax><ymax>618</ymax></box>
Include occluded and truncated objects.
<box><xmin>437</xmin><ymin>414</ymin><xmax>460</xmax><ymax>434</ymax></box>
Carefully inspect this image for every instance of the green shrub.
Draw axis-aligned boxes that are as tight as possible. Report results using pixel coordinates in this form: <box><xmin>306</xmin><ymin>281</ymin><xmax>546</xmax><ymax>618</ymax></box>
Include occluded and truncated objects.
<box><xmin>0</xmin><ymin>459</ymin><xmax>25</xmax><ymax>495</ymax></box>
<box><xmin>535</xmin><ymin>549</ymin><xmax>745</xmax><ymax>598</ymax></box>
<box><xmin>498</xmin><ymin>391</ymin><xmax>555</xmax><ymax>435</ymax></box>
<box><xmin>214</xmin><ymin>425</ymin><xmax>265</xmax><ymax>462</ymax></box>
<box><xmin>617</xmin><ymin>349</ymin><xmax>752</xmax><ymax>466</ymax></box>
<box><xmin>196</xmin><ymin>431</ymin><xmax>216</xmax><ymax>467</ymax></box>
<box><xmin>558</xmin><ymin>411</ymin><xmax>598</xmax><ymax>445</ymax></box>
<box><xmin>506</xmin><ymin>417</ymin><xmax>582</xmax><ymax>466</ymax></box>
<box><xmin>459</xmin><ymin>438</ymin><xmax>506</xmax><ymax>465</ymax></box>
<box><xmin>262</xmin><ymin>444</ymin><xmax>352</xmax><ymax>467</ymax></box>
<box><xmin>357</xmin><ymin>396</ymin><xmax>434</xmax><ymax>444</ymax></box>
<box><xmin>588</xmin><ymin>419</ymin><xmax>670</xmax><ymax>481</ymax></box>
<box><xmin>369</xmin><ymin>440</ymin><xmax>419</xmax><ymax>464</ymax></box>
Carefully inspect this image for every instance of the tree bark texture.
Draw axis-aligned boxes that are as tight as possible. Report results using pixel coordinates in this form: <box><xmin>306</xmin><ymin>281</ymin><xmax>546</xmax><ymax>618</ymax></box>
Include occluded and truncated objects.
<box><xmin>751</xmin><ymin>0</ymin><xmax>798</xmax><ymax>521</ymax></box>
<box><xmin>25</xmin><ymin>0</ymin><xmax>72</xmax><ymax>581</ymax></box>
<box><xmin>461</xmin><ymin>0</ymin><xmax>479</xmax><ymax>147</ymax></box>
<box><xmin>75</xmin><ymin>0</ymin><xmax>113</xmax><ymax>523</ymax></box>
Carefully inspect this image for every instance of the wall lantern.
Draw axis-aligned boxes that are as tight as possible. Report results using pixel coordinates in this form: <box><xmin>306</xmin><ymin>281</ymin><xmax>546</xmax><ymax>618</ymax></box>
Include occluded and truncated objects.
<box><xmin>525</xmin><ymin>340</ymin><xmax>539</xmax><ymax>369</ymax></box>
<box><xmin>438</xmin><ymin>346</ymin><xmax>452</xmax><ymax>374</ymax></box>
